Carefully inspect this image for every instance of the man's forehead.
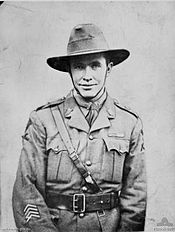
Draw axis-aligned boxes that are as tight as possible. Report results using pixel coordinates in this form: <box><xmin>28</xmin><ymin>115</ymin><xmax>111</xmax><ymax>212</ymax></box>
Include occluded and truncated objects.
<box><xmin>70</xmin><ymin>53</ymin><xmax>105</xmax><ymax>64</ymax></box>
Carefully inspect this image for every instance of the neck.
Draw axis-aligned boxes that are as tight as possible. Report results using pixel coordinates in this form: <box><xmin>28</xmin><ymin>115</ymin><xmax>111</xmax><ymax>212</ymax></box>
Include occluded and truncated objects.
<box><xmin>73</xmin><ymin>87</ymin><xmax>107</xmax><ymax>110</ymax></box>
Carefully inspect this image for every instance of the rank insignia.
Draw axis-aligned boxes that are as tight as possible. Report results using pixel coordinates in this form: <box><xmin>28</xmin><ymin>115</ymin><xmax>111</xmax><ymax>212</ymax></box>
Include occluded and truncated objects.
<box><xmin>24</xmin><ymin>204</ymin><xmax>40</xmax><ymax>222</ymax></box>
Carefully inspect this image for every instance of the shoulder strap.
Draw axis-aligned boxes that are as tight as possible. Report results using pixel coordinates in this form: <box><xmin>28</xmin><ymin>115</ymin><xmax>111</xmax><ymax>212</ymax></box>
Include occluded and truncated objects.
<box><xmin>36</xmin><ymin>97</ymin><xmax>65</xmax><ymax>111</ymax></box>
<box><xmin>114</xmin><ymin>99</ymin><xmax>138</xmax><ymax>118</ymax></box>
<box><xmin>49</xmin><ymin>105</ymin><xmax>102</xmax><ymax>193</ymax></box>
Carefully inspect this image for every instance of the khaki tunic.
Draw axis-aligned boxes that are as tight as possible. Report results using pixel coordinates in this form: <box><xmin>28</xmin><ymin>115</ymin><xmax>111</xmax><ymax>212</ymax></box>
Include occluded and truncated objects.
<box><xmin>12</xmin><ymin>91</ymin><xmax>147</xmax><ymax>232</ymax></box>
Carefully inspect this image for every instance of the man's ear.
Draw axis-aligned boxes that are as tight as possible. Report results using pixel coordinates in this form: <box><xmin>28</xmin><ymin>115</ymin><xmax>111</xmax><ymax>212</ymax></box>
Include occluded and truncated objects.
<box><xmin>106</xmin><ymin>62</ymin><xmax>113</xmax><ymax>77</ymax></box>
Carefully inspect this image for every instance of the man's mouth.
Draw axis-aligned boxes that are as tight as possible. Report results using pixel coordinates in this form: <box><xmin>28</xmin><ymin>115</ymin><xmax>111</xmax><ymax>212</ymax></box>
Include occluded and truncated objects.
<box><xmin>79</xmin><ymin>84</ymin><xmax>97</xmax><ymax>87</ymax></box>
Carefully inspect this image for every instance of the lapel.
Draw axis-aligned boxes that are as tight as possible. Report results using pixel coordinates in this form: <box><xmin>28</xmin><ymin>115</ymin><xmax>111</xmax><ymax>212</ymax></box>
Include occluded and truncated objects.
<box><xmin>68</xmin><ymin>105</ymin><xmax>89</xmax><ymax>133</ymax></box>
<box><xmin>63</xmin><ymin>91</ymin><xmax>116</xmax><ymax>133</ymax></box>
<box><xmin>90</xmin><ymin>95</ymin><xmax>116</xmax><ymax>133</ymax></box>
<box><xmin>64</xmin><ymin>91</ymin><xmax>90</xmax><ymax>133</ymax></box>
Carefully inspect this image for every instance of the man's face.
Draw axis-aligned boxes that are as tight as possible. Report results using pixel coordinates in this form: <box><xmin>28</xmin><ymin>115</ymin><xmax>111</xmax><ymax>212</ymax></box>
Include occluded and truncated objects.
<box><xmin>70</xmin><ymin>53</ymin><xmax>112</xmax><ymax>99</ymax></box>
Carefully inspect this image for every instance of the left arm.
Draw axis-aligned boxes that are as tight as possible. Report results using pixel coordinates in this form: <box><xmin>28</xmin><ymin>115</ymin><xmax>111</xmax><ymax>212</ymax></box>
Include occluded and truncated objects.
<box><xmin>118</xmin><ymin>117</ymin><xmax>147</xmax><ymax>231</ymax></box>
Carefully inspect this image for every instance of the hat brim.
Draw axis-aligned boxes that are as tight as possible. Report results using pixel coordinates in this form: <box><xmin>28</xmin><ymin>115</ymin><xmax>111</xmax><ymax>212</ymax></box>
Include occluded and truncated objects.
<box><xmin>47</xmin><ymin>49</ymin><xmax>130</xmax><ymax>72</ymax></box>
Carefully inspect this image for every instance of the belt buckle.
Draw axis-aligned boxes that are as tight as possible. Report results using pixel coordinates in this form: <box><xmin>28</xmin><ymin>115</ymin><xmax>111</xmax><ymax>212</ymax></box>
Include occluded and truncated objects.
<box><xmin>73</xmin><ymin>193</ymin><xmax>85</xmax><ymax>213</ymax></box>
<box><xmin>97</xmin><ymin>210</ymin><xmax>105</xmax><ymax>217</ymax></box>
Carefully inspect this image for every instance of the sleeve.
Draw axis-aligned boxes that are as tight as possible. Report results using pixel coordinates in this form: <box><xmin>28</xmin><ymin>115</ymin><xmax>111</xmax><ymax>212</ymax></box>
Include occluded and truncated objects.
<box><xmin>118</xmin><ymin>117</ymin><xmax>147</xmax><ymax>231</ymax></box>
<box><xmin>12</xmin><ymin>110</ymin><xmax>58</xmax><ymax>232</ymax></box>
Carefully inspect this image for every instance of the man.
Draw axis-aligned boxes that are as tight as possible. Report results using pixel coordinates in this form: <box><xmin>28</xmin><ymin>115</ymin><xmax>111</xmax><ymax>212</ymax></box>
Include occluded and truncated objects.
<box><xmin>12</xmin><ymin>23</ymin><xmax>147</xmax><ymax>232</ymax></box>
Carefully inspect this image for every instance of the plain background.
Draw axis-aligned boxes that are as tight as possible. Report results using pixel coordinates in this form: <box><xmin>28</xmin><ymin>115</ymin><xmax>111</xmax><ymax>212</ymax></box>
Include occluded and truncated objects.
<box><xmin>0</xmin><ymin>1</ymin><xmax>175</xmax><ymax>231</ymax></box>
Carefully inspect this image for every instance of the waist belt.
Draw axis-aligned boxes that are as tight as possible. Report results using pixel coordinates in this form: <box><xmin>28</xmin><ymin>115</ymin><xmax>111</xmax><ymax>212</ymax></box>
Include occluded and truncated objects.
<box><xmin>46</xmin><ymin>192</ymin><xmax>119</xmax><ymax>213</ymax></box>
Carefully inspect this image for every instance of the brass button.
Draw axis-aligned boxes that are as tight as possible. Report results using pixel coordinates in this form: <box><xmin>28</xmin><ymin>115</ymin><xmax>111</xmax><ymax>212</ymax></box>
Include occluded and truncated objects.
<box><xmin>82</xmin><ymin>186</ymin><xmax>88</xmax><ymax>192</ymax></box>
<box><xmin>89</xmin><ymin>135</ymin><xmax>94</xmax><ymax>140</ymax></box>
<box><xmin>79</xmin><ymin>213</ymin><xmax>85</xmax><ymax>218</ymax></box>
<box><xmin>53</xmin><ymin>146</ymin><xmax>60</xmax><ymax>154</ymax></box>
<box><xmin>86</xmin><ymin>160</ymin><xmax>92</xmax><ymax>166</ymax></box>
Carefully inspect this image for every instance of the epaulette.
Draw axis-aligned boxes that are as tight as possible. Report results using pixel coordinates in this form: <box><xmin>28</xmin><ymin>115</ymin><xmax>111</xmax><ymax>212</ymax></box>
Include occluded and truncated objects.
<box><xmin>36</xmin><ymin>97</ymin><xmax>66</xmax><ymax>111</ymax></box>
<box><xmin>114</xmin><ymin>99</ymin><xmax>139</xmax><ymax>118</ymax></box>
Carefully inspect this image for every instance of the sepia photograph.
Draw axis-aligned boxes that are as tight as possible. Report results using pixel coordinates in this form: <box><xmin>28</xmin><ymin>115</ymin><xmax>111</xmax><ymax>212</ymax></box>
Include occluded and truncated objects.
<box><xmin>0</xmin><ymin>1</ymin><xmax>175</xmax><ymax>231</ymax></box>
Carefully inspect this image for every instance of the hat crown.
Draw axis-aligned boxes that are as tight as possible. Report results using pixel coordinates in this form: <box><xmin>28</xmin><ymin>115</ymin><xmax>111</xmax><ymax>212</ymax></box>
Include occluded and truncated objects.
<box><xmin>67</xmin><ymin>23</ymin><xmax>109</xmax><ymax>55</ymax></box>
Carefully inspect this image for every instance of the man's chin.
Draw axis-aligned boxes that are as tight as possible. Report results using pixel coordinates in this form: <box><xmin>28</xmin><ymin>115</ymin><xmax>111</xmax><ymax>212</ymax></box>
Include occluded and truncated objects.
<box><xmin>76</xmin><ymin>89</ymin><xmax>95</xmax><ymax>99</ymax></box>
<box><xmin>75</xmin><ymin>85</ymin><xmax>104</xmax><ymax>100</ymax></box>
<box><xmin>81</xmin><ymin>94</ymin><xmax>95</xmax><ymax>100</ymax></box>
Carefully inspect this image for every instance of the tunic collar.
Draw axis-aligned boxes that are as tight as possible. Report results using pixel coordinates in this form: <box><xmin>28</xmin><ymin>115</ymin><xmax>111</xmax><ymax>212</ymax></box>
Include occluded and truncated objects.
<box><xmin>63</xmin><ymin>89</ymin><xmax>116</xmax><ymax>133</ymax></box>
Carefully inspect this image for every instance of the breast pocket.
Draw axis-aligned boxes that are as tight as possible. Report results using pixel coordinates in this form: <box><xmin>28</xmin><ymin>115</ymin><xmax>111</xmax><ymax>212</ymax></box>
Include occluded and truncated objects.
<box><xmin>101</xmin><ymin>136</ymin><xmax>129</xmax><ymax>184</ymax></box>
<box><xmin>46</xmin><ymin>136</ymin><xmax>74</xmax><ymax>183</ymax></box>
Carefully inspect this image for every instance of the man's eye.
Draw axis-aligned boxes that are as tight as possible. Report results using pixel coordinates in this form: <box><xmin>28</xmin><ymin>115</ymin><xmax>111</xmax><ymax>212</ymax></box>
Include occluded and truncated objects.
<box><xmin>74</xmin><ymin>64</ymin><xmax>84</xmax><ymax>70</ymax></box>
<box><xmin>91</xmin><ymin>63</ymin><xmax>100</xmax><ymax>69</ymax></box>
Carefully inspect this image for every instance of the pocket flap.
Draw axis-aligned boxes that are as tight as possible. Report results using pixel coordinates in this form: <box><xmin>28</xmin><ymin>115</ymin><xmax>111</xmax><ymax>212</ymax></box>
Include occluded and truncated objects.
<box><xmin>103</xmin><ymin>136</ymin><xmax>129</xmax><ymax>154</ymax></box>
<box><xmin>46</xmin><ymin>135</ymin><xmax>66</xmax><ymax>153</ymax></box>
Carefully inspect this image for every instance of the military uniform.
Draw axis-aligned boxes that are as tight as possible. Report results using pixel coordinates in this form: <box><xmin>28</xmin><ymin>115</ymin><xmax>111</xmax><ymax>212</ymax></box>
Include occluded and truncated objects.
<box><xmin>12</xmin><ymin>90</ymin><xmax>147</xmax><ymax>232</ymax></box>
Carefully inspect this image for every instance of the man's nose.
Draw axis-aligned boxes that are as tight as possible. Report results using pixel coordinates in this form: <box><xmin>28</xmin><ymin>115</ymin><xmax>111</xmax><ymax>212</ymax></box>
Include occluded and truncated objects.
<box><xmin>82</xmin><ymin>66</ymin><xmax>92</xmax><ymax>81</ymax></box>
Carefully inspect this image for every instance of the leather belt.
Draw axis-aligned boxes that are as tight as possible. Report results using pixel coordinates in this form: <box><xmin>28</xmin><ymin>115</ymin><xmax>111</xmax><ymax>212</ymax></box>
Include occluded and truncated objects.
<box><xmin>46</xmin><ymin>192</ymin><xmax>119</xmax><ymax>213</ymax></box>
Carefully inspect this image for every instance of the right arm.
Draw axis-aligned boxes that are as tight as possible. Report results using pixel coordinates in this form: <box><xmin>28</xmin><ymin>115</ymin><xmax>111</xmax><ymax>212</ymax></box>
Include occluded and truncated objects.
<box><xmin>12</xmin><ymin>111</ymin><xmax>58</xmax><ymax>232</ymax></box>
